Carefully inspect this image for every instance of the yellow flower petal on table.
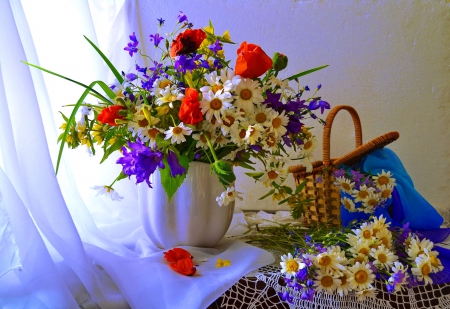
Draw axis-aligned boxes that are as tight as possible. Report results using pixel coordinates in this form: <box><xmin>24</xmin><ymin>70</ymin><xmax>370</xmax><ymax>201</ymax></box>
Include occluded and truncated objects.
<box><xmin>216</xmin><ymin>258</ymin><xmax>231</xmax><ymax>268</ymax></box>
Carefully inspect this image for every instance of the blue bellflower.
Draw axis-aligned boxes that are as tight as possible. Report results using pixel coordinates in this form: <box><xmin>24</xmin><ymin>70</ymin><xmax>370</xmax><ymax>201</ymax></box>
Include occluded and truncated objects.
<box><xmin>149</xmin><ymin>33</ymin><xmax>164</xmax><ymax>47</ymax></box>
<box><xmin>308</xmin><ymin>100</ymin><xmax>330</xmax><ymax>114</ymax></box>
<box><xmin>177</xmin><ymin>11</ymin><xmax>187</xmax><ymax>23</ymax></box>
<box><xmin>167</xmin><ymin>150</ymin><xmax>186</xmax><ymax>177</ymax></box>
<box><xmin>208</xmin><ymin>39</ymin><xmax>222</xmax><ymax>54</ymax></box>
<box><xmin>157</xmin><ymin>18</ymin><xmax>165</xmax><ymax>27</ymax></box>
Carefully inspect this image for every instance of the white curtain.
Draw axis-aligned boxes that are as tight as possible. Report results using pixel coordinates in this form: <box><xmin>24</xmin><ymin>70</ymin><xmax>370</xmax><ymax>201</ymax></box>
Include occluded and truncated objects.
<box><xmin>0</xmin><ymin>1</ymin><xmax>273</xmax><ymax>308</ymax></box>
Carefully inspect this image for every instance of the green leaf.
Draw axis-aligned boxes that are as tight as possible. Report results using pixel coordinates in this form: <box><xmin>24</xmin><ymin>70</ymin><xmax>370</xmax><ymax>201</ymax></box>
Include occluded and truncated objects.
<box><xmin>100</xmin><ymin>139</ymin><xmax>125</xmax><ymax>163</ymax></box>
<box><xmin>238</xmin><ymin>162</ymin><xmax>255</xmax><ymax>170</ymax></box>
<box><xmin>22</xmin><ymin>61</ymin><xmax>114</xmax><ymax>103</ymax></box>
<box><xmin>83</xmin><ymin>35</ymin><xmax>124</xmax><ymax>84</ymax></box>
<box><xmin>282</xmin><ymin>186</ymin><xmax>293</xmax><ymax>195</ymax></box>
<box><xmin>59</xmin><ymin>111</ymin><xmax>69</xmax><ymax>122</ymax></box>
<box><xmin>258</xmin><ymin>189</ymin><xmax>275</xmax><ymax>200</ymax></box>
<box><xmin>278</xmin><ymin>197</ymin><xmax>291</xmax><ymax>205</ymax></box>
<box><xmin>211</xmin><ymin>160</ymin><xmax>236</xmax><ymax>187</ymax></box>
<box><xmin>285</xmin><ymin>65</ymin><xmax>329</xmax><ymax>81</ymax></box>
<box><xmin>160</xmin><ymin>155</ymin><xmax>189</xmax><ymax>202</ymax></box>
<box><xmin>244</xmin><ymin>172</ymin><xmax>264</xmax><ymax>179</ymax></box>
<box><xmin>155</xmin><ymin>133</ymin><xmax>171</xmax><ymax>149</ymax></box>
<box><xmin>295</xmin><ymin>179</ymin><xmax>308</xmax><ymax>195</ymax></box>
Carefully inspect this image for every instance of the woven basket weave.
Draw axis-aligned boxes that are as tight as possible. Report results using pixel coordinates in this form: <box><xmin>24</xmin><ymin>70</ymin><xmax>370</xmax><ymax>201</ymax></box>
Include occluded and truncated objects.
<box><xmin>289</xmin><ymin>105</ymin><xmax>399</xmax><ymax>227</ymax></box>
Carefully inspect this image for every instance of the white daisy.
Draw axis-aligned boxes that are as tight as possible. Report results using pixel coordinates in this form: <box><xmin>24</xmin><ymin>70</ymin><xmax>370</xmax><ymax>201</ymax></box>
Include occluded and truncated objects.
<box><xmin>350</xmin><ymin>240</ymin><xmax>372</xmax><ymax>258</ymax></box>
<box><xmin>234</xmin><ymin>79</ymin><xmax>264</xmax><ymax>113</ymax></box>
<box><xmin>140</xmin><ymin>127</ymin><xmax>163</xmax><ymax>147</ymax></box>
<box><xmin>314</xmin><ymin>269</ymin><xmax>341</xmax><ymax>295</ymax></box>
<box><xmin>334</xmin><ymin>177</ymin><xmax>355</xmax><ymax>194</ymax></box>
<box><xmin>214</xmin><ymin>135</ymin><xmax>230</xmax><ymax>148</ymax></box>
<box><xmin>388</xmin><ymin>262</ymin><xmax>409</xmax><ymax>292</ymax></box>
<box><xmin>341</xmin><ymin>197</ymin><xmax>356</xmax><ymax>212</ymax></box>
<box><xmin>260</xmin><ymin>165</ymin><xmax>287</xmax><ymax>187</ymax></box>
<box><xmin>352</xmin><ymin>222</ymin><xmax>374</xmax><ymax>242</ymax></box>
<box><xmin>300</xmin><ymin>136</ymin><xmax>318</xmax><ymax>158</ymax></box>
<box><xmin>336</xmin><ymin>271</ymin><xmax>352</xmax><ymax>296</ymax></box>
<box><xmin>375</xmin><ymin>228</ymin><xmax>393</xmax><ymax>249</ymax></box>
<box><xmin>280</xmin><ymin>253</ymin><xmax>305</xmax><ymax>276</ymax></box>
<box><xmin>370</xmin><ymin>245</ymin><xmax>397</xmax><ymax>269</ymax></box>
<box><xmin>407</xmin><ymin>237</ymin><xmax>435</xmax><ymax>261</ymax></box>
<box><xmin>91</xmin><ymin>185</ymin><xmax>123</xmax><ymax>201</ymax></box>
<box><xmin>192</xmin><ymin>131</ymin><xmax>215</xmax><ymax>149</ymax></box>
<box><xmin>371</xmin><ymin>215</ymin><xmax>391</xmax><ymax>236</ymax></box>
<box><xmin>264</xmin><ymin>76</ymin><xmax>295</xmax><ymax>98</ymax></box>
<box><xmin>379</xmin><ymin>184</ymin><xmax>394</xmax><ymax>200</ymax></box>
<box><xmin>150</xmin><ymin>77</ymin><xmax>173</xmax><ymax>96</ymax></box>
<box><xmin>348</xmin><ymin>253</ymin><xmax>369</xmax><ymax>266</ymax></box>
<box><xmin>412</xmin><ymin>255</ymin><xmax>433</xmax><ymax>285</ymax></box>
<box><xmin>216</xmin><ymin>186</ymin><xmax>243</xmax><ymax>207</ymax></box>
<box><xmin>347</xmin><ymin>262</ymin><xmax>376</xmax><ymax>291</ymax></box>
<box><xmin>372</xmin><ymin>170</ymin><xmax>396</xmax><ymax>188</ymax></box>
<box><xmin>248</xmin><ymin>105</ymin><xmax>273</xmax><ymax>127</ymax></box>
<box><xmin>155</xmin><ymin>85</ymin><xmax>184</xmax><ymax>107</ymax></box>
<box><xmin>200</xmin><ymin>90</ymin><xmax>233</xmax><ymax>122</ymax></box>
<box><xmin>219</xmin><ymin>109</ymin><xmax>244</xmax><ymax>136</ymax></box>
<box><xmin>164</xmin><ymin>122</ymin><xmax>192</xmax><ymax>144</ymax></box>
<box><xmin>268</xmin><ymin>110</ymin><xmax>289</xmax><ymax>138</ymax></box>
<box><xmin>362</xmin><ymin>192</ymin><xmax>381</xmax><ymax>209</ymax></box>
<box><xmin>244</xmin><ymin>124</ymin><xmax>265</xmax><ymax>145</ymax></box>
<box><xmin>352</xmin><ymin>185</ymin><xmax>375</xmax><ymax>203</ymax></box>
<box><xmin>314</xmin><ymin>251</ymin><xmax>346</xmax><ymax>275</ymax></box>
<box><xmin>356</xmin><ymin>287</ymin><xmax>377</xmax><ymax>301</ymax></box>
<box><xmin>229</xmin><ymin>124</ymin><xmax>248</xmax><ymax>146</ymax></box>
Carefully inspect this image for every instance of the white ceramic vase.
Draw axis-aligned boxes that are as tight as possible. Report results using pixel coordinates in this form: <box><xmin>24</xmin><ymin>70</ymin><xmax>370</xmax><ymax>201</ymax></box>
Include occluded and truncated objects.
<box><xmin>138</xmin><ymin>161</ymin><xmax>235</xmax><ymax>249</ymax></box>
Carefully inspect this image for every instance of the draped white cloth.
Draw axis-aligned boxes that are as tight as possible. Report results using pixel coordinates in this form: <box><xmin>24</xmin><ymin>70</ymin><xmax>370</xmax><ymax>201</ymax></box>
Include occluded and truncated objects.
<box><xmin>0</xmin><ymin>1</ymin><xmax>274</xmax><ymax>308</ymax></box>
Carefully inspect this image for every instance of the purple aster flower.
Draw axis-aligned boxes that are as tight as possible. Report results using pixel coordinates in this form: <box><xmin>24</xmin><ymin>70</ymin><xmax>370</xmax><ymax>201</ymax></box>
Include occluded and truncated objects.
<box><xmin>278</xmin><ymin>291</ymin><xmax>293</xmax><ymax>304</ymax></box>
<box><xmin>262</xmin><ymin>91</ymin><xmax>283</xmax><ymax>109</ymax></box>
<box><xmin>208</xmin><ymin>39</ymin><xmax>222</xmax><ymax>54</ymax></box>
<box><xmin>308</xmin><ymin>100</ymin><xmax>330</xmax><ymax>114</ymax></box>
<box><xmin>286</xmin><ymin>116</ymin><xmax>303</xmax><ymax>134</ymax></box>
<box><xmin>301</xmin><ymin>288</ymin><xmax>315</xmax><ymax>301</ymax></box>
<box><xmin>149</xmin><ymin>33</ymin><xmax>164</xmax><ymax>47</ymax></box>
<box><xmin>157</xmin><ymin>18</ymin><xmax>165</xmax><ymax>27</ymax></box>
<box><xmin>124</xmin><ymin>32</ymin><xmax>139</xmax><ymax>57</ymax></box>
<box><xmin>167</xmin><ymin>150</ymin><xmax>186</xmax><ymax>177</ymax></box>
<box><xmin>391</xmin><ymin>270</ymin><xmax>406</xmax><ymax>285</ymax></box>
<box><xmin>125</xmin><ymin>73</ymin><xmax>137</xmax><ymax>82</ymax></box>
<box><xmin>174</xmin><ymin>54</ymin><xmax>200</xmax><ymax>73</ymax></box>
<box><xmin>333</xmin><ymin>168</ymin><xmax>346</xmax><ymax>178</ymax></box>
<box><xmin>249</xmin><ymin>145</ymin><xmax>263</xmax><ymax>152</ymax></box>
<box><xmin>282</xmin><ymin>135</ymin><xmax>292</xmax><ymax>147</ymax></box>
<box><xmin>351</xmin><ymin>170</ymin><xmax>364</xmax><ymax>184</ymax></box>
<box><xmin>177</xmin><ymin>11</ymin><xmax>187</xmax><ymax>23</ymax></box>
<box><xmin>306</xmin><ymin>279</ymin><xmax>314</xmax><ymax>287</ymax></box>
<box><xmin>199</xmin><ymin>60</ymin><xmax>210</xmax><ymax>69</ymax></box>
<box><xmin>141</xmin><ymin>79</ymin><xmax>152</xmax><ymax>90</ymax></box>
<box><xmin>213</xmin><ymin>58</ymin><xmax>223</xmax><ymax>69</ymax></box>
<box><xmin>296</xmin><ymin>268</ymin><xmax>308</xmax><ymax>281</ymax></box>
<box><xmin>135</xmin><ymin>64</ymin><xmax>148</xmax><ymax>78</ymax></box>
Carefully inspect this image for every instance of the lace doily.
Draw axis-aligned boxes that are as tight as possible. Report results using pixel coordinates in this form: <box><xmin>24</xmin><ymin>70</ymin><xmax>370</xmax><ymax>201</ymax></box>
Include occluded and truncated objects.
<box><xmin>215</xmin><ymin>208</ymin><xmax>450</xmax><ymax>309</ymax></box>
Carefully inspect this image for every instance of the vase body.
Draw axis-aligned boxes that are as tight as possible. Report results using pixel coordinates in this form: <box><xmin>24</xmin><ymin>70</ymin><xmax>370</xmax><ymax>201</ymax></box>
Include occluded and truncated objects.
<box><xmin>138</xmin><ymin>162</ymin><xmax>235</xmax><ymax>249</ymax></box>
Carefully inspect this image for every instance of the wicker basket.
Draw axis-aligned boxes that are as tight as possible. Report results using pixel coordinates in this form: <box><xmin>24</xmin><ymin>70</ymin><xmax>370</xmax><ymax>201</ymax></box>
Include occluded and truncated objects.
<box><xmin>289</xmin><ymin>105</ymin><xmax>400</xmax><ymax>227</ymax></box>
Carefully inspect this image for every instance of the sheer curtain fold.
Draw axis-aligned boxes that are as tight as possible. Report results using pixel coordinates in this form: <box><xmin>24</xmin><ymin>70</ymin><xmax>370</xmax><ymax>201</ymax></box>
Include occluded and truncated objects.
<box><xmin>0</xmin><ymin>1</ymin><xmax>274</xmax><ymax>308</ymax></box>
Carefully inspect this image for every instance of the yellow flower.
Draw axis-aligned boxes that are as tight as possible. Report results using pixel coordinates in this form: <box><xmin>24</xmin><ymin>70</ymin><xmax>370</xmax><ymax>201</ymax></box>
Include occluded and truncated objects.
<box><xmin>222</xmin><ymin>30</ymin><xmax>231</xmax><ymax>41</ymax></box>
<box><xmin>156</xmin><ymin>105</ymin><xmax>170</xmax><ymax>116</ymax></box>
<box><xmin>216</xmin><ymin>258</ymin><xmax>231</xmax><ymax>268</ymax></box>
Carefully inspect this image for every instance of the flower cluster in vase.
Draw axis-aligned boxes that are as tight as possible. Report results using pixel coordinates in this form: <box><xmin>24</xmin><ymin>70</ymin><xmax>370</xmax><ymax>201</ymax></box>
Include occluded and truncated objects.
<box><xmin>37</xmin><ymin>12</ymin><xmax>329</xmax><ymax>204</ymax></box>
<box><xmin>278</xmin><ymin>215</ymin><xmax>444</xmax><ymax>303</ymax></box>
<box><xmin>333</xmin><ymin>168</ymin><xmax>396</xmax><ymax>214</ymax></box>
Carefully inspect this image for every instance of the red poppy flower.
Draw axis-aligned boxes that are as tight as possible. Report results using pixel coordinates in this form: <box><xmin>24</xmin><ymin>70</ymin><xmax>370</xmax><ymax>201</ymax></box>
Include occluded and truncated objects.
<box><xmin>97</xmin><ymin>105</ymin><xmax>126</xmax><ymax>126</ymax></box>
<box><xmin>164</xmin><ymin>247</ymin><xmax>193</xmax><ymax>264</ymax></box>
<box><xmin>168</xmin><ymin>257</ymin><xmax>197</xmax><ymax>276</ymax></box>
<box><xmin>235</xmin><ymin>41</ymin><xmax>273</xmax><ymax>79</ymax></box>
<box><xmin>170</xmin><ymin>29</ymin><xmax>206</xmax><ymax>58</ymax></box>
<box><xmin>178</xmin><ymin>88</ymin><xmax>203</xmax><ymax>125</ymax></box>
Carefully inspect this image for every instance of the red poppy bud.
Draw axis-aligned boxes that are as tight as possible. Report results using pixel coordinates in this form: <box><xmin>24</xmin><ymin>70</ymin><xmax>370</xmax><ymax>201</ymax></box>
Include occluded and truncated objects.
<box><xmin>170</xmin><ymin>29</ymin><xmax>206</xmax><ymax>58</ymax></box>
<box><xmin>235</xmin><ymin>41</ymin><xmax>273</xmax><ymax>79</ymax></box>
<box><xmin>97</xmin><ymin>105</ymin><xmax>126</xmax><ymax>126</ymax></box>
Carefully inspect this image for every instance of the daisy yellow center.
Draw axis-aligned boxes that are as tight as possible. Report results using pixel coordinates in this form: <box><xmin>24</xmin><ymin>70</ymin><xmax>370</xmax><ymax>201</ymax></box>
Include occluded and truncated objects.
<box><xmin>200</xmin><ymin>132</ymin><xmax>211</xmax><ymax>143</ymax></box>
<box><xmin>210</xmin><ymin>98</ymin><xmax>223</xmax><ymax>110</ymax></box>
<box><xmin>344</xmin><ymin>201</ymin><xmax>352</xmax><ymax>210</ymax></box>
<box><xmin>377</xmin><ymin>176</ymin><xmax>389</xmax><ymax>185</ymax></box>
<box><xmin>370</xmin><ymin>243</ymin><xmax>379</xmax><ymax>249</ymax></box>
<box><xmin>173</xmin><ymin>127</ymin><xmax>183</xmax><ymax>134</ymax></box>
<box><xmin>355</xmin><ymin>270</ymin><xmax>368</xmax><ymax>284</ymax></box>
<box><xmin>358</xmin><ymin>191</ymin><xmax>369</xmax><ymax>199</ymax></box>
<box><xmin>304</xmin><ymin>140</ymin><xmax>313</xmax><ymax>150</ymax></box>
<box><xmin>255</xmin><ymin>113</ymin><xmax>267</xmax><ymax>123</ymax></box>
<box><xmin>355</xmin><ymin>256</ymin><xmax>366</xmax><ymax>263</ymax></box>
<box><xmin>148</xmin><ymin>128</ymin><xmax>160</xmax><ymax>139</ymax></box>
<box><xmin>367</xmin><ymin>198</ymin><xmax>378</xmax><ymax>206</ymax></box>
<box><xmin>341</xmin><ymin>183</ymin><xmax>351</xmax><ymax>191</ymax></box>
<box><xmin>211</xmin><ymin>117</ymin><xmax>217</xmax><ymax>125</ymax></box>
<box><xmin>249</xmin><ymin>128</ymin><xmax>256</xmax><ymax>136</ymax></box>
<box><xmin>359</xmin><ymin>248</ymin><xmax>369</xmax><ymax>256</ymax></box>
<box><xmin>377</xmin><ymin>253</ymin><xmax>387</xmax><ymax>263</ymax></box>
<box><xmin>321</xmin><ymin>276</ymin><xmax>334</xmax><ymax>288</ymax></box>
<box><xmin>286</xmin><ymin>260</ymin><xmax>299</xmax><ymax>272</ymax></box>
<box><xmin>381</xmin><ymin>189</ymin><xmax>391</xmax><ymax>199</ymax></box>
<box><xmin>372</xmin><ymin>228</ymin><xmax>380</xmax><ymax>236</ymax></box>
<box><xmin>339</xmin><ymin>275</ymin><xmax>347</xmax><ymax>285</ymax></box>
<box><xmin>267</xmin><ymin>136</ymin><xmax>276</xmax><ymax>147</ymax></box>
<box><xmin>422</xmin><ymin>263</ymin><xmax>431</xmax><ymax>276</ymax></box>
<box><xmin>227</xmin><ymin>192</ymin><xmax>234</xmax><ymax>197</ymax></box>
<box><xmin>239</xmin><ymin>129</ymin><xmax>247</xmax><ymax>139</ymax></box>
<box><xmin>212</xmin><ymin>84</ymin><xmax>223</xmax><ymax>93</ymax></box>
<box><xmin>382</xmin><ymin>237</ymin><xmax>391</xmax><ymax>247</ymax></box>
<box><xmin>138</xmin><ymin>119</ymin><xmax>149</xmax><ymax>127</ymax></box>
<box><xmin>268</xmin><ymin>171</ymin><xmax>278</xmax><ymax>180</ymax></box>
<box><xmin>430</xmin><ymin>256</ymin><xmax>440</xmax><ymax>267</ymax></box>
<box><xmin>363</xmin><ymin>230</ymin><xmax>372</xmax><ymax>239</ymax></box>
<box><xmin>159</xmin><ymin>80</ymin><xmax>172</xmax><ymax>89</ymax></box>
<box><xmin>272</xmin><ymin>118</ymin><xmax>282</xmax><ymax>128</ymax></box>
<box><xmin>223</xmin><ymin>116</ymin><xmax>235</xmax><ymax>127</ymax></box>
<box><xmin>318</xmin><ymin>256</ymin><xmax>331</xmax><ymax>267</ymax></box>
<box><xmin>240</xmin><ymin>89</ymin><xmax>252</xmax><ymax>100</ymax></box>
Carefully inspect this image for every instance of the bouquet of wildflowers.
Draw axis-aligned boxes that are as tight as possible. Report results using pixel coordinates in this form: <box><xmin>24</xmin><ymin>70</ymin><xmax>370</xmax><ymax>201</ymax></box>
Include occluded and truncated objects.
<box><xmin>25</xmin><ymin>12</ymin><xmax>329</xmax><ymax>205</ymax></box>
<box><xmin>278</xmin><ymin>215</ymin><xmax>444</xmax><ymax>303</ymax></box>
<box><xmin>333</xmin><ymin>167</ymin><xmax>397</xmax><ymax>214</ymax></box>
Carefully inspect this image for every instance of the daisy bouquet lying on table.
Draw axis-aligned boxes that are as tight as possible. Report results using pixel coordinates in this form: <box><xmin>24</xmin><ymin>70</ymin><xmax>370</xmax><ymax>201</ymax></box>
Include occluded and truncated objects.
<box><xmin>277</xmin><ymin>215</ymin><xmax>444</xmax><ymax>303</ymax></box>
<box><xmin>25</xmin><ymin>12</ymin><xmax>329</xmax><ymax>206</ymax></box>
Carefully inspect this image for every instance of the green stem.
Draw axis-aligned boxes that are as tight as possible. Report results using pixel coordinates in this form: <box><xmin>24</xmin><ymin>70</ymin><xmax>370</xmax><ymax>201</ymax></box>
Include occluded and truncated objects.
<box><xmin>203</xmin><ymin>131</ymin><xmax>219</xmax><ymax>162</ymax></box>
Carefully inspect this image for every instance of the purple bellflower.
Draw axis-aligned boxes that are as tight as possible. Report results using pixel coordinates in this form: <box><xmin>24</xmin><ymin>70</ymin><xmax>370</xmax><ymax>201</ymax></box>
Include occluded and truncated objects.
<box><xmin>177</xmin><ymin>11</ymin><xmax>187</xmax><ymax>23</ymax></box>
<box><xmin>124</xmin><ymin>32</ymin><xmax>139</xmax><ymax>57</ymax></box>
<box><xmin>157</xmin><ymin>18</ymin><xmax>165</xmax><ymax>27</ymax></box>
<box><xmin>208</xmin><ymin>39</ymin><xmax>222</xmax><ymax>54</ymax></box>
<box><xmin>149</xmin><ymin>33</ymin><xmax>164</xmax><ymax>47</ymax></box>
<box><xmin>167</xmin><ymin>150</ymin><xmax>186</xmax><ymax>177</ymax></box>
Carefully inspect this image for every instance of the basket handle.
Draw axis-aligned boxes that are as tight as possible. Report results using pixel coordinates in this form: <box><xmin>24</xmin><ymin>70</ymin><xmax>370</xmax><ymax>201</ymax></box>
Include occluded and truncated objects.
<box><xmin>323</xmin><ymin>105</ymin><xmax>363</xmax><ymax>166</ymax></box>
